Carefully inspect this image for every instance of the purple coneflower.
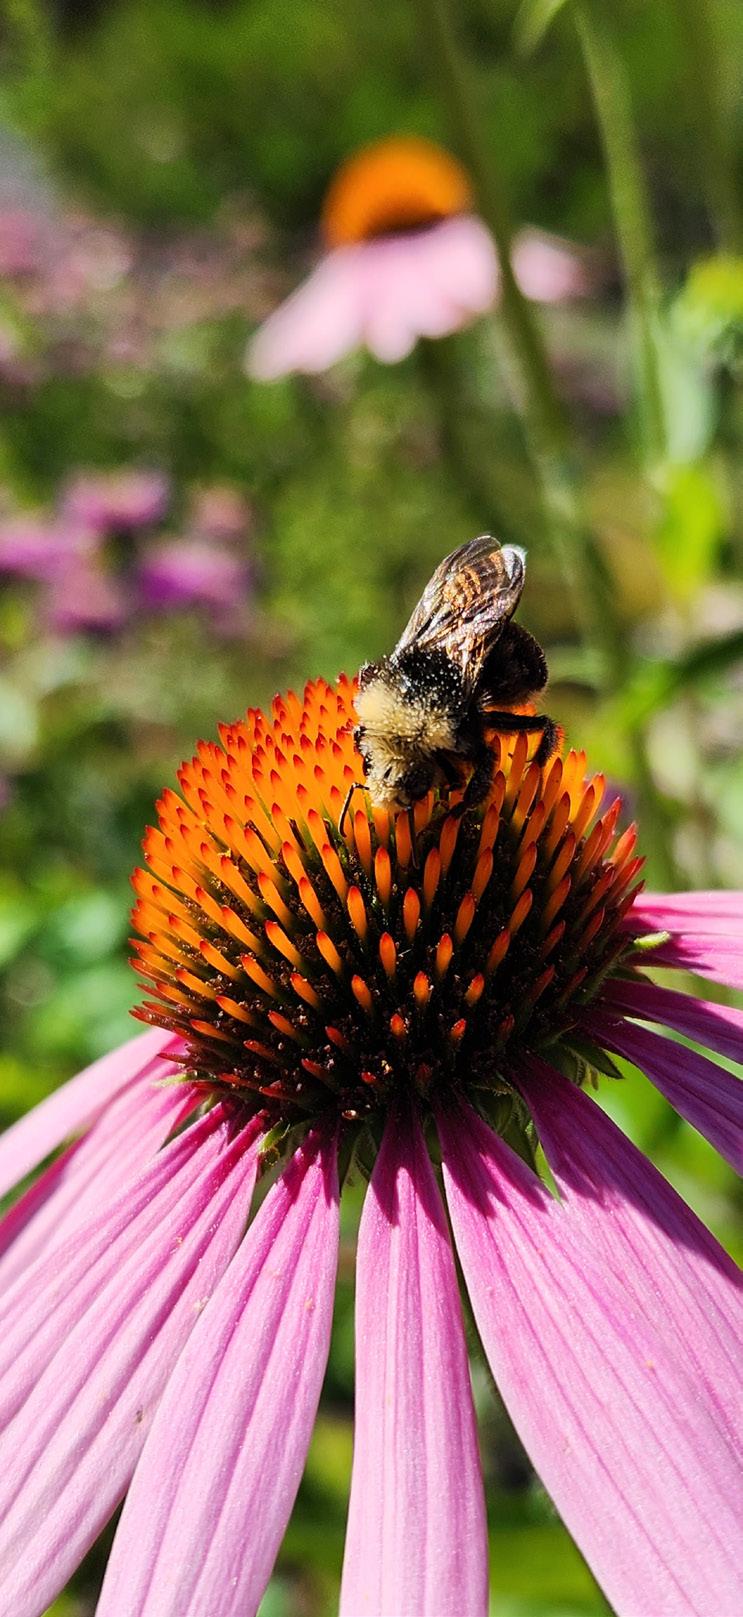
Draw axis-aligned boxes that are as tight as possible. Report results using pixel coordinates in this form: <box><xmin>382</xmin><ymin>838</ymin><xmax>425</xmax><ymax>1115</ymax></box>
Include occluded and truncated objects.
<box><xmin>0</xmin><ymin>676</ymin><xmax>740</xmax><ymax>1617</ymax></box>
<box><xmin>247</xmin><ymin>136</ymin><xmax>590</xmax><ymax>377</ymax></box>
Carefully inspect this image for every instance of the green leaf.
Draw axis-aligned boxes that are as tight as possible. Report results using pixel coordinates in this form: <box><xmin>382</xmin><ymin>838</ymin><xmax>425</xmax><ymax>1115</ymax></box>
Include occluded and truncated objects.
<box><xmin>654</xmin><ymin>463</ymin><xmax>726</xmax><ymax>603</ymax></box>
<box><xmin>512</xmin><ymin>0</ymin><xmax>572</xmax><ymax>58</ymax></box>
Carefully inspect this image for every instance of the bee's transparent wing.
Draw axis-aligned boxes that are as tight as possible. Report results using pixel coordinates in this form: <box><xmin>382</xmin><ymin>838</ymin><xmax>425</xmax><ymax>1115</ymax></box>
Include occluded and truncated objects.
<box><xmin>394</xmin><ymin>535</ymin><xmax>526</xmax><ymax>683</ymax></box>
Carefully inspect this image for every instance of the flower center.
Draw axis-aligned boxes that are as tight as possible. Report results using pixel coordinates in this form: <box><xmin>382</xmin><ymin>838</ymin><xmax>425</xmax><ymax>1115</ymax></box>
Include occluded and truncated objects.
<box><xmin>321</xmin><ymin>137</ymin><xmax>474</xmax><ymax>247</ymax></box>
<box><xmin>132</xmin><ymin>679</ymin><xmax>642</xmax><ymax>1141</ymax></box>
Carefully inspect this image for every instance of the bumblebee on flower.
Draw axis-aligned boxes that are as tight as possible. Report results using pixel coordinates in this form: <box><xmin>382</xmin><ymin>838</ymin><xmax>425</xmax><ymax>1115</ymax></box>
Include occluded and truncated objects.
<box><xmin>0</xmin><ymin>591</ymin><xmax>740</xmax><ymax>1616</ymax></box>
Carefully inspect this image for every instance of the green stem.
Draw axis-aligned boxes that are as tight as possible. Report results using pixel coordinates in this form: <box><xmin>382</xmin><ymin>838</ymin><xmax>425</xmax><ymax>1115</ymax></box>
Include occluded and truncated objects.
<box><xmin>674</xmin><ymin>0</ymin><xmax>743</xmax><ymax>252</ymax></box>
<box><xmin>412</xmin><ymin>0</ymin><xmax>681</xmax><ymax>887</ymax></box>
<box><xmin>573</xmin><ymin>0</ymin><xmax>666</xmax><ymax>462</ymax></box>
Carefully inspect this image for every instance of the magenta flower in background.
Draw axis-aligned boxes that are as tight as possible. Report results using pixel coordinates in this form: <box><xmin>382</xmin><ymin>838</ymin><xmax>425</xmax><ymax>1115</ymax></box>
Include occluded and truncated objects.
<box><xmin>62</xmin><ymin>467</ymin><xmax>171</xmax><ymax>532</ymax></box>
<box><xmin>190</xmin><ymin>483</ymin><xmax>253</xmax><ymax>543</ymax></box>
<box><xmin>0</xmin><ymin>513</ymin><xmax>98</xmax><ymax>583</ymax></box>
<box><xmin>138</xmin><ymin>536</ymin><xmax>250</xmax><ymax>611</ymax></box>
<box><xmin>247</xmin><ymin>136</ymin><xmax>590</xmax><ymax>377</ymax></box>
<box><xmin>0</xmin><ymin>678</ymin><xmax>740</xmax><ymax>1617</ymax></box>
<box><xmin>137</xmin><ymin>537</ymin><xmax>253</xmax><ymax>633</ymax></box>
<box><xmin>44</xmin><ymin>556</ymin><xmax>130</xmax><ymax>635</ymax></box>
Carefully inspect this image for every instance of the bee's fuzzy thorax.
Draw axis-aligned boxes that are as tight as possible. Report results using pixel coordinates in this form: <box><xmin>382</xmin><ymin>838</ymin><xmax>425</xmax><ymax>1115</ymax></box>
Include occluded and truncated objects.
<box><xmin>354</xmin><ymin>668</ymin><xmax>459</xmax><ymax>751</ymax></box>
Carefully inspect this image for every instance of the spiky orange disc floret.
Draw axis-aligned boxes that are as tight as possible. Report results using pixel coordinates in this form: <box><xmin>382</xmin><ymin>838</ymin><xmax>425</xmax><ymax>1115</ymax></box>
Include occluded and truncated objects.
<box><xmin>131</xmin><ymin>677</ymin><xmax>643</xmax><ymax>1130</ymax></box>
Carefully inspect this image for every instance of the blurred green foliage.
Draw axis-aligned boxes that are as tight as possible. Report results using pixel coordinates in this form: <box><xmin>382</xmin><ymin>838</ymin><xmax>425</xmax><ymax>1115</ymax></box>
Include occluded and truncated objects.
<box><xmin>0</xmin><ymin>1</ymin><xmax>741</xmax><ymax>1614</ymax></box>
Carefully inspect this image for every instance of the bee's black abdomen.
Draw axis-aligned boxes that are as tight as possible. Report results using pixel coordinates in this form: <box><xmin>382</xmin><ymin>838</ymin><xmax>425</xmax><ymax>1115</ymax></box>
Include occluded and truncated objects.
<box><xmin>478</xmin><ymin>621</ymin><xmax>548</xmax><ymax>706</ymax></box>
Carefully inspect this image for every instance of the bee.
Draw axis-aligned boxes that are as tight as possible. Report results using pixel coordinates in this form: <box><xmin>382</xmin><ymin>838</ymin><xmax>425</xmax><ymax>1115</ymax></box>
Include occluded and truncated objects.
<box><xmin>346</xmin><ymin>535</ymin><xmax>557</xmax><ymax>828</ymax></box>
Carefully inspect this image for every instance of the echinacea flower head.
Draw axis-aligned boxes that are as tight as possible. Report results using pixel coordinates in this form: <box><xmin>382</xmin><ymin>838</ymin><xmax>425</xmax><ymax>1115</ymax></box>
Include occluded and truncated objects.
<box><xmin>1</xmin><ymin>675</ymin><xmax>741</xmax><ymax>1617</ymax></box>
<box><xmin>247</xmin><ymin>136</ymin><xmax>589</xmax><ymax>377</ymax></box>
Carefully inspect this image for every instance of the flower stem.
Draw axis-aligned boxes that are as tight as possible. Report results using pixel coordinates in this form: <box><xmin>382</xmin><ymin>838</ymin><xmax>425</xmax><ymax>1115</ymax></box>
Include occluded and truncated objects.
<box><xmin>412</xmin><ymin>0</ymin><xmax>681</xmax><ymax>887</ymax></box>
<box><xmin>573</xmin><ymin>0</ymin><xmax>666</xmax><ymax>462</ymax></box>
<box><xmin>674</xmin><ymin>0</ymin><xmax>743</xmax><ymax>252</ymax></box>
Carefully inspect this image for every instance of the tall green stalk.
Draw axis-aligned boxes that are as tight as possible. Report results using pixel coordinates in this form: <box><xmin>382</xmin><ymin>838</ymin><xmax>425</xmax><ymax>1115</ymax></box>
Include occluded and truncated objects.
<box><xmin>674</xmin><ymin>0</ymin><xmax>742</xmax><ymax>252</ymax></box>
<box><xmin>573</xmin><ymin>0</ymin><xmax>666</xmax><ymax>462</ymax></box>
<box><xmin>412</xmin><ymin>0</ymin><xmax>681</xmax><ymax>886</ymax></box>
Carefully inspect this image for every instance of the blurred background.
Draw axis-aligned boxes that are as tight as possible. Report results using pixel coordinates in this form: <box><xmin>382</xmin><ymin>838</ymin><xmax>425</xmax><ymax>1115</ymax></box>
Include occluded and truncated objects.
<box><xmin>0</xmin><ymin>1</ymin><xmax>741</xmax><ymax>1612</ymax></box>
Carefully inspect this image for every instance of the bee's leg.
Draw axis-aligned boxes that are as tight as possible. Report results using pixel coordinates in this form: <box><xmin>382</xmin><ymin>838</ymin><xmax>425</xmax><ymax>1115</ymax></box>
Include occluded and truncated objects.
<box><xmin>339</xmin><ymin>781</ymin><xmax>364</xmax><ymax>838</ymax></box>
<box><xmin>448</xmin><ymin>740</ymin><xmax>495</xmax><ymax>820</ymax></box>
<box><xmin>485</xmin><ymin>711</ymin><xmax>559</xmax><ymax>766</ymax></box>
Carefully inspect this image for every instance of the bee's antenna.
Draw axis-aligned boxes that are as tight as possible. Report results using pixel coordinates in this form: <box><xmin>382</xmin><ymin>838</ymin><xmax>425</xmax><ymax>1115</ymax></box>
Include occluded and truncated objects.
<box><xmin>339</xmin><ymin>781</ymin><xmax>365</xmax><ymax>839</ymax></box>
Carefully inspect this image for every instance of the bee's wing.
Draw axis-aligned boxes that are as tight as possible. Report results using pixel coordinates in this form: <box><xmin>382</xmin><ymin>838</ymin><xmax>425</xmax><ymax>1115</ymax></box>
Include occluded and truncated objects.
<box><xmin>394</xmin><ymin>536</ymin><xmax>526</xmax><ymax>686</ymax></box>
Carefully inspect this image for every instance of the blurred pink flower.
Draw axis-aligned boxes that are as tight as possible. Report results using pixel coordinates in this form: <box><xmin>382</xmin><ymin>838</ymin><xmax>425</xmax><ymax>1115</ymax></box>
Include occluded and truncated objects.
<box><xmin>44</xmin><ymin>558</ymin><xmax>129</xmax><ymax>635</ymax></box>
<box><xmin>62</xmin><ymin>469</ymin><xmax>170</xmax><ymax>533</ymax></box>
<box><xmin>190</xmin><ymin>484</ymin><xmax>252</xmax><ymax>543</ymax></box>
<box><xmin>0</xmin><ymin>208</ymin><xmax>43</xmax><ymax>277</ymax></box>
<box><xmin>247</xmin><ymin>136</ymin><xmax>590</xmax><ymax>378</ymax></box>
<box><xmin>0</xmin><ymin>681</ymin><xmax>740</xmax><ymax>1617</ymax></box>
<box><xmin>138</xmin><ymin>537</ymin><xmax>251</xmax><ymax>629</ymax></box>
<box><xmin>0</xmin><ymin>516</ymin><xmax>98</xmax><ymax>583</ymax></box>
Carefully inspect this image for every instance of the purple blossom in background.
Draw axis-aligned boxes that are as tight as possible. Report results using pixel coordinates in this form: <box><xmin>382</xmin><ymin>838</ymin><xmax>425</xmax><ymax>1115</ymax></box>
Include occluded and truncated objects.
<box><xmin>190</xmin><ymin>483</ymin><xmax>253</xmax><ymax>543</ymax></box>
<box><xmin>0</xmin><ymin>515</ymin><xmax>98</xmax><ymax>583</ymax></box>
<box><xmin>0</xmin><ymin>473</ymin><xmax>254</xmax><ymax>638</ymax></box>
<box><xmin>62</xmin><ymin>469</ymin><xmax>171</xmax><ymax>533</ymax></box>
<box><xmin>138</xmin><ymin>538</ymin><xmax>252</xmax><ymax>631</ymax></box>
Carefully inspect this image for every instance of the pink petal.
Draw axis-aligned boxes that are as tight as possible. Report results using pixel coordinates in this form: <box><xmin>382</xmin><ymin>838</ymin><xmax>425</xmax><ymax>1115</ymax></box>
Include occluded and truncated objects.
<box><xmin>624</xmin><ymin>891</ymin><xmax>743</xmax><ymax>988</ymax></box>
<box><xmin>0</xmin><ymin>1027</ymin><xmax>178</xmax><ymax>1200</ymax></box>
<box><xmin>360</xmin><ymin>218</ymin><xmax>497</xmax><ymax>362</ymax></box>
<box><xmin>585</xmin><ymin>1008</ymin><xmax>743</xmax><ymax>1171</ymax></box>
<box><xmin>96</xmin><ymin>1129</ymin><xmax>339</xmax><ymax>1617</ymax></box>
<box><xmin>512</xmin><ymin>228</ymin><xmax>591</xmax><ymax>303</ymax></box>
<box><xmin>439</xmin><ymin>1101</ymin><xmax>743</xmax><ymax>1617</ymax></box>
<box><xmin>246</xmin><ymin>216</ymin><xmax>498</xmax><ymax>378</ymax></box>
<box><xmin>340</xmin><ymin>1106</ymin><xmax>488</xmax><ymax>1617</ymax></box>
<box><xmin>630</xmin><ymin>890</ymin><xmax>743</xmax><ymax>929</ymax></box>
<box><xmin>602</xmin><ymin>975</ymin><xmax>743</xmax><ymax>1066</ymax></box>
<box><xmin>246</xmin><ymin>251</ymin><xmax>365</xmax><ymax>378</ymax></box>
<box><xmin>518</xmin><ymin>1055</ymin><xmax>742</xmax><ymax>1423</ymax></box>
<box><xmin>0</xmin><ymin>1066</ymin><xmax>197</xmax><ymax>1286</ymax></box>
<box><xmin>0</xmin><ymin>1104</ymin><xmax>260</xmax><ymax>1617</ymax></box>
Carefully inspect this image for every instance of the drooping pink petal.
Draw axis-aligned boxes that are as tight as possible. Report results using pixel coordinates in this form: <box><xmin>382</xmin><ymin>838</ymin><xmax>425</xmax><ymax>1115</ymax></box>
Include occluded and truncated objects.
<box><xmin>439</xmin><ymin>1101</ymin><xmax>743</xmax><ymax>1617</ymax></box>
<box><xmin>602</xmin><ymin>975</ymin><xmax>743</xmax><ymax>1066</ymax></box>
<box><xmin>512</xmin><ymin>228</ymin><xmax>591</xmax><ymax>302</ymax></box>
<box><xmin>0</xmin><ymin>1104</ymin><xmax>260</xmax><ymax>1617</ymax></box>
<box><xmin>585</xmin><ymin>1008</ymin><xmax>743</xmax><ymax>1171</ymax></box>
<box><xmin>246</xmin><ymin>250</ymin><xmax>365</xmax><ymax>378</ymax></box>
<box><xmin>518</xmin><ymin>1054</ymin><xmax>742</xmax><ymax>1422</ymax></box>
<box><xmin>96</xmin><ymin>1129</ymin><xmax>339</xmax><ymax>1617</ymax></box>
<box><xmin>0</xmin><ymin>1027</ymin><xmax>178</xmax><ymax>1200</ymax></box>
<box><xmin>246</xmin><ymin>215</ymin><xmax>498</xmax><ymax>378</ymax></box>
<box><xmin>340</xmin><ymin>1106</ymin><xmax>488</xmax><ymax>1617</ymax></box>
<box><xmin>0</xmin><ymin>1065</ymin><xmax>197</xmax><ymax>1286</ymax></box>
<box><xmin>629</xmin><ymin>890</ymin><xmax>743</xmax><ymax>929</ymax></box>
<box><xmin>624</xmin><ymin>891</ymin><xmax>743</xmax><ymax>988</ymax></box>
<box><xmin>360</xmin><ymin>217</ymin><xmax>497</xmax><ymax>362</ymax></box>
